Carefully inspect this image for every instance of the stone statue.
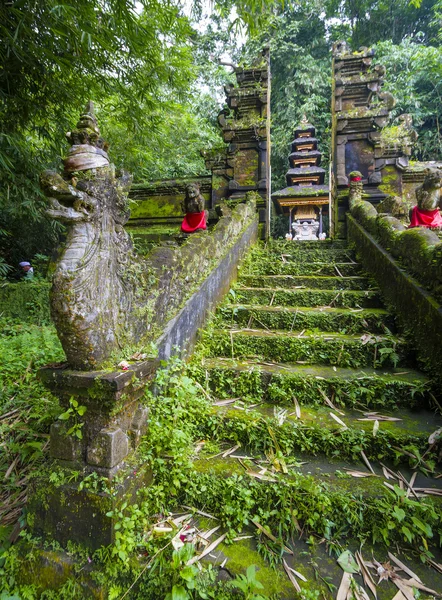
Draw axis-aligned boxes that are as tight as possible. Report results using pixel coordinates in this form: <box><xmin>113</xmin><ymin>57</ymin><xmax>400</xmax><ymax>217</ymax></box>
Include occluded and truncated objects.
<box><xmin>181</xmin><ymin>183</ymin><xmax>207</xmax><ymax>233</ymax></box>
<box><xmin>41</xmin><ymin>102</ymin><xmax>147</xmax><ymax>370</ymax></box>
<box><xmin>292</xmin><ymin>220</ymin><xmax>319</xmax><ymax>241</ymax></box>
<box><xmin>348</xmin><ymin>171</ymin><xmax>364</xmax><ymax>209</ymax></box>
<box><xmin>409</xmin><ymin>168</ymin><xmax>442</xmax><ymax>228</ymax></box>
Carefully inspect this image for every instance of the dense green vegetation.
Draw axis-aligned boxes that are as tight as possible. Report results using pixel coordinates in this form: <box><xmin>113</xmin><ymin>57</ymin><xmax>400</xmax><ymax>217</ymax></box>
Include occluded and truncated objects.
<box><xmin>2</xmin><ymin>0</ymin><xmax>442</xmax><ymax>269</ymax></box>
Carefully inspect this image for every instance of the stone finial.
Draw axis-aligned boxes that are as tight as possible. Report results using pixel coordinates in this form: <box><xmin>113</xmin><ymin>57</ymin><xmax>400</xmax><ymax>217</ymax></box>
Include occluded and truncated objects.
<box><xmin>300</xmin><ymin>114</ymin><xmax>309</xmax><ymax>127</ymax></box>
<box><xmin>64</xmin><ymin>101</ymin><xmax>110</xmax><ymax>173</ymax></box>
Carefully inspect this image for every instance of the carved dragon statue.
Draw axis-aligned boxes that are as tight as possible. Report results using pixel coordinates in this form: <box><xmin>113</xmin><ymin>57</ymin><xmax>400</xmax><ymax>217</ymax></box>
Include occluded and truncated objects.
<box><xmin>40</xmin><ymin>102</ymin><xmax>148</xmax><ymax>370</ymax></box>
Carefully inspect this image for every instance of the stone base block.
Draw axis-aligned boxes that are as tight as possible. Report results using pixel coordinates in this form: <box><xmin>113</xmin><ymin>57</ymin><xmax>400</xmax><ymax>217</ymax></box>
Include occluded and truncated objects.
<box><xmin>16</xmin><ymin>546</ymin><xmax>106</xmax><ymax>599</ymax></box>
<box><xmin>29</xmin><ymin>462</ymin><xmax>152</xmax><ymax>551</ymax></box>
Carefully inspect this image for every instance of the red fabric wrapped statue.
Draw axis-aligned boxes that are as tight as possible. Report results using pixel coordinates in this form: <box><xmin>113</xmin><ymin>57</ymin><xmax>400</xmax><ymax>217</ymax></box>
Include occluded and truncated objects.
<box><xmin>181</xmin><ymin>183</ymin><xmax>207</xmax><ymax>233</ymax></box>
<box><xmin>408</xmin><ymin>168</ymin><xmax>442</xmax><ymax>229</ymax></box>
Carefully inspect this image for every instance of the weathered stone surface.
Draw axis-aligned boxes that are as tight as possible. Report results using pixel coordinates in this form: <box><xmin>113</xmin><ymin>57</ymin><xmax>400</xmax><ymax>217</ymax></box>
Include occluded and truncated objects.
<box><xmin>86</xmin><ymin>427</ymin><xmax>129</xmax><ymax>468</ymax></box>
<box><xmin>50</xmin><ymin>422</ymin><xmax>82</xmax><ymax>464</ymax></box>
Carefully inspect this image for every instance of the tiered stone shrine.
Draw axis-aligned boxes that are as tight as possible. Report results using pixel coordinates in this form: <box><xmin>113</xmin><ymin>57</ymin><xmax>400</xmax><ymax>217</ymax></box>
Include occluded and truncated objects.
<box><xmin>272</xmin><ymin>117</ymin><xmax>330</xmax><ymax>239</ymax></box>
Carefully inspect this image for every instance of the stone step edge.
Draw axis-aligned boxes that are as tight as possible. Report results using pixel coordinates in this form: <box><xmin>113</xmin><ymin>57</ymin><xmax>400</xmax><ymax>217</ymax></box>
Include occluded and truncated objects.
<box><xmin>198</xmin><ymin>357</ymin><xmax>428</xmax><ymax>384</ymax></box>
<box><xmin>210</xmin><ymin>328</ymin><xmax>402</xmax><ymax>342</ymax></box>
<box><xmin>222</xmin><ymin>304</ymin><xmax>390</xmax><ymax>316</ymax></box>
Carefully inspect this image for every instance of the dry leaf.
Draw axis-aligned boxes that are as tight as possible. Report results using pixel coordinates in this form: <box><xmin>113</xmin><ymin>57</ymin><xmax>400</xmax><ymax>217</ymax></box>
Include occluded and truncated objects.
<box><xmin>187</xmin><ymin>533</ymin><xmax>227</xmax><ymax>565</ymax></box>
<box><xmin>337</xmin><ymin>572</ymin><xmax>352</xmax><ymax>600</ymax></box>
<box><xmin>330</xmin><ymin>411</ymin><xmax>348</xmax><ymax>429</ymax></box>
<box><xmin>361</xmin><ymin>450</ymin><xmax>375</xmax><ymax>475</ymax></box>
<box><xmin>283</xmin><ymin>559</ymin><xmax>301</xmax><ymax>592</ymax></box>
<box><xmin>387</xmin><ymin>553</ymin><xmax>422</xmax><ymax>583</ymax></box>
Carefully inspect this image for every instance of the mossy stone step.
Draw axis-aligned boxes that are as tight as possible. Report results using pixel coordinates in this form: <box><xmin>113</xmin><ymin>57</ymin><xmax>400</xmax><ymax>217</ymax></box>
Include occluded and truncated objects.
<box><xmin>263</xmin><ymin>247</ymin><xmax>357</xmax><ymax>263</ymax></box>
<box><xmin>232</xmin><ymin>287</ymin><xmax>383</xmax><ymax>308</ymax></box>
<box><xmin>218</xmin><ymin>304</ymin><xmax>394</xmax><ymax>334</ymax></box>
<box><xmin>238</xmin><ymin>274</ymin><xmax>376</xmax><ymax>290</ymax></box>
<box><xmin>203</xmin><ymin>402</ymin><xmax>441</xmax><ymax>465</ymax></box>
<box><xmin>193</xmin><ymin>453</ymin><xmax>442</xmax><ymax>498</ymax></box>
<box><xmin>240</xmin><ymin>260</ymin><xmax>363</xmax><ymax>277</ymax></box>
<box><xmin>267</xmin><ymin>239</ymin><xmax>349</xmax><ymax>250</ymax></box>
<box><xmin>202</xmin><ymin>328</ymin><xmax>408</xmax><ymax>369</ymax></box>
<box><xmin>192</xmin><ymin>358</ymin><xmax>430</xmax><ymax>409</ymax></box>
<box><xmin>201</xmin><ymin>533</ymin><xmax>442</xmax><ymax>600</ymax></box>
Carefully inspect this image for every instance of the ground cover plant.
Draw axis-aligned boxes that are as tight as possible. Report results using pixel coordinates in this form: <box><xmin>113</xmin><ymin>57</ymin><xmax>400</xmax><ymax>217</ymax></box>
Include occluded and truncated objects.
<box><xmin>1</xmin><ymin>346</ymin><xmax>441</xmax><ymax>598</ymax></box>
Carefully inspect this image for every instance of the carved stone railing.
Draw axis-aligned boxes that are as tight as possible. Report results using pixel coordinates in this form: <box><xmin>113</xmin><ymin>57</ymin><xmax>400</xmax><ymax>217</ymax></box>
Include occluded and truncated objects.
<box><xmin>347</xmin><ymin>177</ymin><xmax>442</xmax><ymax>382</ymax></box>
<box><xmin>34</xmin><ymin>194</ymin><xmax>258</xmax><ymax>550</ymax></box>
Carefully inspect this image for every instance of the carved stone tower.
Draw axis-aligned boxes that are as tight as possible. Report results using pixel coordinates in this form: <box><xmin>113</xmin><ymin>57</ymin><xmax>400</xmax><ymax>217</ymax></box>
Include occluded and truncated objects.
<box><xmin>202</xmin><ymin>48</ymin><xmax>271</xmax><ymax>234</ymax></box>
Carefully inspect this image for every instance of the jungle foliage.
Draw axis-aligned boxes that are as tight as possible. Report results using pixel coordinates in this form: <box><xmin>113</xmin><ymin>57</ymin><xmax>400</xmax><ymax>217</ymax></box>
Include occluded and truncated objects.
<box><xmin>2</xmin><ymin>0</ymin><xmax>442</xmax><ymax>265</ymax></box>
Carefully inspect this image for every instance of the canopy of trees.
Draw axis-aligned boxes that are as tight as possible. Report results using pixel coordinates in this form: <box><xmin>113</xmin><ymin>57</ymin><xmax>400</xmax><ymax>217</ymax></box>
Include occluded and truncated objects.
<box><xmin>1</xmin><ymin>0</ymin><xmax>441</xmax><ymax>268</ymax></box>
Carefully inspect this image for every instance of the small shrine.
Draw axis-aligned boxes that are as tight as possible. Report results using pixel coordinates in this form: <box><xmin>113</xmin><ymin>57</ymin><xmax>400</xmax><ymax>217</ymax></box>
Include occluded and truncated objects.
<box><xmin>272</xmin><ymin>117</ymin><xmax>330</xmax><ymax>240</ymax></box>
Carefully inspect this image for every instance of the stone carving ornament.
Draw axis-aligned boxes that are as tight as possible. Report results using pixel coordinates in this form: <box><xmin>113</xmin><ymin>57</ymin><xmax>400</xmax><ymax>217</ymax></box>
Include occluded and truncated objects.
<box><xmin>40</xmin><ymin>102</ymin><xmax>147</xmax><ymax>370</ymax></box>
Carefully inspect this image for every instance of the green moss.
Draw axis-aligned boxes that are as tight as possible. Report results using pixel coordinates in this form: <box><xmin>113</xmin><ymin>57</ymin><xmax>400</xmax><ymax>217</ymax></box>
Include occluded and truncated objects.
<box><xmin>218</xmin><ymin>538</ymin><xmax>293</xmax><ymax>597</ymax></box>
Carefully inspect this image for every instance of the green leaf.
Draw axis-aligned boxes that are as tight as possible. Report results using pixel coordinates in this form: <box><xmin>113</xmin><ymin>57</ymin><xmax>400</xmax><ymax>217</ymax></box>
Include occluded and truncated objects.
<box><xmin>337</xmin><ymin>550</ymin><xmax>359</xmax><ymax>574</ymax></box>
<box><xmin>179</xmin><ymin>565</ymin><xmax>198</xmax><ymax>582</ymax></box>
<box><xmin>77</xmin><ymin>405</ymin><xmax>87</xmax><ymax>416</ymax></box>
<box><xmin>171</xmin><ymin>585</ymin><xmax>190</xmax><ymax>600</ymax></box>
<box><xmin>58</xmin><ymin>410</ymin><xmax>71</xmax><ymax>420</ymax></box>
<box><xmin>411</xmin><ymin>517</ymin><xmax>433</xmax><ymax>537</ymax></box>
<box><xmin>393</xmin><ymin>506</ymin><xmax>406</xmax><ymax>522</ymax></box>
<box><xmin>401</xmin><ymin>526</ymin><xmax>413</xmax><ymax>543</ymax></box>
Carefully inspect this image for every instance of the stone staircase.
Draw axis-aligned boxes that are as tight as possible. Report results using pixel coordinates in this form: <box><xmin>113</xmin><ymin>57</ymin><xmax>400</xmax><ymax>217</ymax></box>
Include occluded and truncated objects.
<box><xmin>186</xmin><ymin>239</ymin><xmax>442</xmax><ymax>597</ymax></box>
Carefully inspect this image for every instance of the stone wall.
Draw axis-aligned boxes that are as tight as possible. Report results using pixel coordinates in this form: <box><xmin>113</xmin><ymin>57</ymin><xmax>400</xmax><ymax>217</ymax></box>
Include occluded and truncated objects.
<box><xmin>347</xmin><ymin>196</ymin><xmax>442</xmax><ymax>302</ymax></box>
<box><xmin>128</xmin><ymin>175</ymin><xmax>212</xmax><ymax>226</ymax></box>
<box><xmin>347</xmin><ymin>214</ymin><xmax>442</xmax><ymax>382</ymax></box>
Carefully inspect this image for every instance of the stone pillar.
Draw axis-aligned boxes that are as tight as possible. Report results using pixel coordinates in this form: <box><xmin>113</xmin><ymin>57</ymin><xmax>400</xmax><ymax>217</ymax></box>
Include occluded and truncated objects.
<box><xmin>202</xmin><ymin>48</ymin><xmax>271</xmax><ymax>234</ymax></box>
<box><xmin>331</xmin><ymin>42</ymin><xmax>416</xmax><ymax>236</ymax></box>
<box><xmin>31</xmin><ymin>361</ymin><xmax>156</xmax><ymax>550</ymax></box>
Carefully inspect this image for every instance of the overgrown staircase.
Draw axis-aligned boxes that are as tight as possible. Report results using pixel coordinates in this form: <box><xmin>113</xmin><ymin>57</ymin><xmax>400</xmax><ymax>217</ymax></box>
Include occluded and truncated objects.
<box><xmin>186</xmin><ymin>239</ymin><xmax>442</xmax><ymax>597</ymax></box>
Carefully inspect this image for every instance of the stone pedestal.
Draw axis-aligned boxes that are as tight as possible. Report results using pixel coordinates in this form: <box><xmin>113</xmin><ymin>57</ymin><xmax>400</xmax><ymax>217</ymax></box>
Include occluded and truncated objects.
<box><xmin>31</xmin><ymin>359</ymin><xmax>157</xmax><ymax>549</ymax></box>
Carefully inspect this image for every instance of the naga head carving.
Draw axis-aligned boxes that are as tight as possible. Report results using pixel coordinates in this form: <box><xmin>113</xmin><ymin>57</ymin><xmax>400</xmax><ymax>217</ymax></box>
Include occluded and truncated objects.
<box><xmin>41</xmin><ymin>102</ymin><xmax>132</xmax><ymax>228</ymax></box>
<box><xmin>40</xmin><ymin>101</ymin><xmax>135</xmax><ymax>370</ymax></box>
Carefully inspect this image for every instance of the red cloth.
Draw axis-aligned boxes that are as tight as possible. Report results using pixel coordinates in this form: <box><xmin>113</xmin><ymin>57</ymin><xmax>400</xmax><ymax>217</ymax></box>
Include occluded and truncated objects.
<box><xmin>408</xmin><ymin>206</ymin><xmax>442</xmax><ymax>229</ymax></box>
<box><xmin>181</xmin><ymin>211</ymin><xmax>207</xmax><ymax>233</ymax></box>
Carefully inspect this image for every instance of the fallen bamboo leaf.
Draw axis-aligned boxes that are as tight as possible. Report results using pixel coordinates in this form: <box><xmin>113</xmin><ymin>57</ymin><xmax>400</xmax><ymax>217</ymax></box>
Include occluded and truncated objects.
<box><xmin>318</xmin><ymin>387</ymin><xmax>345</xmax><ymax>415</ymax></box>
<box><xmin>344</xmin><ymin>469</ymin><xmax>375</xmax><ymax>478</ymax></box>
<box><xmin>222</xmin><ymin>443</ymin><xmax>241</xmax><ymax>458</ymax></box>
<box><xmin>391</xmin><ymin>592</ymin><xmax>407</xmax><ymax>600</ymax></box>
<box><xmin>232</xmin><ymin>535</ymin><xmax>253</xmax><ymax>541</ymax></box>
<box><xmin>171</xmin><ymin>514</ymin><xmax>192</xmax><ymax>527</ymax></box>
<box><xmin>361</xmin><ymin>450</ymin><xmax>376</xmax><ymax>475</ymax></box>
<box><xmin>356</xmin><ymin>551</ymin><xmax>377</xmax><ymax>599</ymax></box>
<box><xmin>283</xmin><ymin>559</ymin><xmax>301</xmax><ymax>592</ymax></box>
<box><xmin>406</xmin><ymin>578</ymin><xmax>441</xmax><ymax>596</ymax></box>
<box><xmin>213</xmin><ymin>398</ymin><xmax>237</xmax><ymax>406</ymax></box>
<box><xmin>373</xmin><ymin>420</ymin><xmax>379</xmax><ymax>437</ymax></box>
<box><xmin>246</xmin><ymin>470</ymin><xmax>277</xmax><ymax>482</ymax></box>
<box><xmin>181</xmin><ymin>506</ymin><xmax>218</xmax><ymax>520</ymax></box>
<box><xmin>387</xmin><ymin>553</ymin><xmax>422</xmax><ymax>583</ymax></box>
<box><xmin>187</xmin><ymin>533</ymin><xmax>227</xmax><ymax>565</ymax></box>
<box><xmin>293</xmin><ymin>397</ymin><xmax>301</xmax><ymax>419</ymax></box>
<box><xmin>285</xmin><ymin>564</ymin><xmax>307</xmax><ymax>582</ymax></box>
<box><xmin>4</xmin><ymin>456</ymin><xmax>19</xmax><ymax>480</ymax></box>
<box><xmin>251</xmin><ymin>520</ymin><xmax>292</xmax><ymax>554</ymax></box>
<box><xmin>330</xmin><ymin>412</ymin><xmax>348</xmax><ymax>429</ymax></box>
<box><xmin>393</xmin><ymin>579</ymin><xmax>417</xmax><ymax>600</ymax></box>
<box><xmin>427</xmin><ymin>558</ymin><xmax>442</xmax><ymax>574</ymax></box>
<box><xmin>199</xmin><ymin>525</ymin><xmax>221</xmax><ymax>542</ymax></box>
<box><xmin>337</xmin><ymin>572</ymin><xmax>352</xmax><ymax>600</ymax></box>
